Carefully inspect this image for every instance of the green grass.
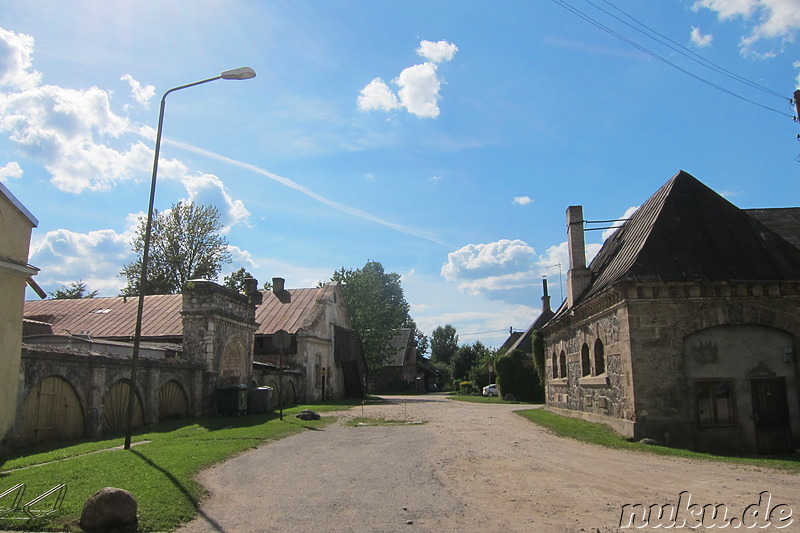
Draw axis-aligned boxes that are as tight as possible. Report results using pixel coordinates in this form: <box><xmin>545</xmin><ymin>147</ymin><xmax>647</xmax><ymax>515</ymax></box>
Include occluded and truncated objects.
<box><xmin>516</xmin><ymin>408</ymin><xmax>800</xmax><ymax>473</ymax></box>
<box><xmin>345</xmin><ymin>417</ymin><xmax>426</xmax><ymax>427</ymax></box>
<box><xmin>446</xmin><ymin>393</ymin><xmax>538</xmax><ymax>405</ymax></box>
<box><xmin>0</xmin><ymin>400</ymin><xmax>366</xmax><ymax>532</ymax></box>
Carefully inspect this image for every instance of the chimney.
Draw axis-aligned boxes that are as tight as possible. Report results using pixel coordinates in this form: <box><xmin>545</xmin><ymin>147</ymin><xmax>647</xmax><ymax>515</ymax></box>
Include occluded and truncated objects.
<box><xmin>541</xmin><ymin>277</ymin><xmax>551</xmax><ymax>313</ymax></box>
<box><xmin>566</xmin><ymin>205</ymin><xmax>591</xmax><ymax>308</ymax></box>
<box><xmin>272</xmin><ymin>277</ymin><xmax>285</xmax><ymax>293</ymax></box>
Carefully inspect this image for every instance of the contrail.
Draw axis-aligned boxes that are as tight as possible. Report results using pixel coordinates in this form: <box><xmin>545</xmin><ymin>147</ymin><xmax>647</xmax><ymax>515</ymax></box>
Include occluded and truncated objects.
<box><xmin>165</xmin><ymin>138</ymin><xmax>449</xmax><ymax>246</ymax></box>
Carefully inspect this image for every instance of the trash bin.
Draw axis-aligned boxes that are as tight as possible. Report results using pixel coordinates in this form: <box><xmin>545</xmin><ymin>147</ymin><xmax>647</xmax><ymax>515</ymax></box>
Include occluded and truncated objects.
<box><xmin>215</xmin><ymin>384</ymin><xmax>248</xmax><ymax>415</ymax></box>
<box><xmin>248</xmin><ymin>387</ymin><xmax>272</xmax><ymax>414</ymax></box>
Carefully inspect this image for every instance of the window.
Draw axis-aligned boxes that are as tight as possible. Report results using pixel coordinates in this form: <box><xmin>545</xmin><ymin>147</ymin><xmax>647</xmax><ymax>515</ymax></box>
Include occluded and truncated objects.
<box><xmin>594</xmin><ymin>339</ymin><xmax>605</xmax><ymax>375</ymax></box>
<box><xmin>581</xmin><ymin>343</ymin><xmax>591</xmax><ymax>377</ymax></box>
<box><xmin>559</xmin><ymin>351</ymin><xmax>567</xmax><ymax>379</ymax></box>
<box><xmin>696</xmin><ymin>380</ymin><xmax>735</xmax><ymax>426</ymax></box>
<box><xmin>552</xmin><ymin>352</ymin><xmax>558</xmax><ymax>378</ymax></box>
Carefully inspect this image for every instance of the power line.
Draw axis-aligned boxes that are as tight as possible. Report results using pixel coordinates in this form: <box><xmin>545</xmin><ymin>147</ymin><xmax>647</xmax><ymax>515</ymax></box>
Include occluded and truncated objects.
<box><xmin>594</xmin><ymin>0</ymin><xmax>787</xmax><ymax>101</ymax></box>
<box><xmin>548</xmin><ymin>0</ymin><xmax>794</xmax><ymax>119</ymax></box>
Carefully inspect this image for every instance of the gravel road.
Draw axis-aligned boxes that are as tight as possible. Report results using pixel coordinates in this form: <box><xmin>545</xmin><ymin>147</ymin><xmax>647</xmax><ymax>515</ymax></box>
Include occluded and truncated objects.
<box><xmin>176</xmin><ymin>395</ymin><xmax>798</xmax><ymax>533</ymax></box>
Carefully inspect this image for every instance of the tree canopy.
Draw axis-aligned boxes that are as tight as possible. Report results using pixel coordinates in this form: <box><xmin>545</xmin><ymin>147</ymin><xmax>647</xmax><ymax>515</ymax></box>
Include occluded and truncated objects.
<box><xmin>48</xmin><ymin>280</ymin><xmax>99</xmax><ymax>299</ymax></box>
<box><xmin>430</xmin><ymin>324</ymin><xmax>459</xmax><ymax>366</ymax></box>
<box><xmin>120</xmin><ymin>202</ymin><xmax>231</xmax><ymax>296</ymax></box>
<box><xmin>331</xmin><ymin>261</ymin><xmax>413</xmax><ymax>372</ymax></box>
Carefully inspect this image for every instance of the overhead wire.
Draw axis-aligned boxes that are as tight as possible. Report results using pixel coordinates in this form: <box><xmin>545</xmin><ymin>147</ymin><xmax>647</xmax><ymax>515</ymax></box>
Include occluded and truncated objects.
<box><xmin>548</xmin><ymin>0</ymin><xmax>794</xmax><ymax>119</ymax></box>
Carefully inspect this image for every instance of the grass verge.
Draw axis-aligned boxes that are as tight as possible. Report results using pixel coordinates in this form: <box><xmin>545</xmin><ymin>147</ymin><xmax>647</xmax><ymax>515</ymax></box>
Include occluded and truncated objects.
<box><xmin>0</xmin><ymin>399</ymin><xmax>367</xmax><ymax>532</ymax></box>
<box><xmin>446</xmin><ymin>393</ymin><xmax>537</xmax><ymax>405</ymax></box>
<box><xmin>516</xmin><ymin>408</ymin><xmax>800</xmax><ymax>473</ymax></box>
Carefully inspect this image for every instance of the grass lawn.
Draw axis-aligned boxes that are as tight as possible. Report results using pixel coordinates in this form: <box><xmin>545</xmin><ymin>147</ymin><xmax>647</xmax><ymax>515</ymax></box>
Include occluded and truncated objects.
<box><xmin>0</xmin><ymin>399</ymin><xmax>368</xmax><ymax>532</ymax></box>
<box><xmin>516</xmin><ymin>408</ymin><xmax>800</xmax><ymax>473</ymax></box>
<box><xmin>446</xmin><ymin>393</ymin><xmax>538</xmax><ymax>405</ymax></box>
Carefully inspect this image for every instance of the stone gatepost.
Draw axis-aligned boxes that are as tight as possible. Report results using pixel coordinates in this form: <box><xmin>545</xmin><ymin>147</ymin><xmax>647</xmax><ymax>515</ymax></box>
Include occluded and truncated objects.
<box><xmin>181</xmin><ymin>280</ymin><xmax>259</xmax><ymax>415</ymax></box>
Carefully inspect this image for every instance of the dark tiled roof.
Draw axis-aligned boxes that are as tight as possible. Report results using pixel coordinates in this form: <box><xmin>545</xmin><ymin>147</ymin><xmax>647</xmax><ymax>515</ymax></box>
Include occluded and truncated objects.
<box><xmin>254</xmin><ymin>284</ymin><xmax>340</xmax><ymax>334</ymax></box>
<box><xmin>745</xmin><ymin>208</ymin><xmax>800</xmax><ymax>249</ymax></box>
<box><xmin>507</xmin><ymin>308</ymin><xmax>556</xmax><ymax>353</ymax></box>
<box><xmin>579</xmin><ymin>170</ymin><xmax>800</xmax><ymax>305</ymax></box>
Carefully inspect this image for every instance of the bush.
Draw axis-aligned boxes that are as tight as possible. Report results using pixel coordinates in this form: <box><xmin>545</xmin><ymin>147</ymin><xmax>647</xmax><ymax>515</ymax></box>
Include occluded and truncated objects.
<box><xmin>495</xmin><ymin>349</ymin><xmax>542</xmax><ymax>403</ymax></box>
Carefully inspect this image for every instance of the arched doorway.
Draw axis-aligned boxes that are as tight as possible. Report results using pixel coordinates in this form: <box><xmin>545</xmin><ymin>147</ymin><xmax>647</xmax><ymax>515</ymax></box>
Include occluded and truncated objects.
<box><xmin>21</xmin><ymin>376</ymin><xmax>85</xmax><ymax>444</ymax></box>
<box><xmin>102</xmin><ymin>380</ymin><xmax>143</xmax><ymax>434</ymax></box>
<box><xmin>220</xmin><ymin>339</ymin><xmax>245</xmax><ymax>385</ymax></box>
<box><xmin>159</xmin><ymin>380</ymin><xmax>189</xmax><ymax>421</ymax></box>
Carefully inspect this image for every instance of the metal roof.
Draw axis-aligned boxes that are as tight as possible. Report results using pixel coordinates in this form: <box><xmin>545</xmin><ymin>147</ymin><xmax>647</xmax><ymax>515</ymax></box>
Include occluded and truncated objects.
<box><xmin>577</xmin><ymin>170</ymin><xmax>800</xmax><ymax>306</ymax></box>
<box><xmin>745</xmin><ymin>208</ymin><xmax>800</xmax><ymax>249</ymax></box>
<box><xmin>23</xmin><ymin>283</ymin><xmax>342</xmax><ymax>339</ymax></box>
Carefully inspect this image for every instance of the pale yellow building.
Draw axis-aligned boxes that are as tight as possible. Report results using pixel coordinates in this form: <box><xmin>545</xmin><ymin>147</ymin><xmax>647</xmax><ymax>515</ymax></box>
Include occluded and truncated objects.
<box><xmin>0</xmin><ymin>181</ymin><xmax>38</xmax><ymax>448</ymax></box>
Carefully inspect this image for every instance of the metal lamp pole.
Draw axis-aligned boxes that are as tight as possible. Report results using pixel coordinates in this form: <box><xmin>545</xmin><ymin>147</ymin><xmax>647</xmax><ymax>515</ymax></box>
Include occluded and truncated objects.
<box><xmin>124</xmin><ymin>67</ymin><xmax>256</xmax><ymax>450</ymax></box>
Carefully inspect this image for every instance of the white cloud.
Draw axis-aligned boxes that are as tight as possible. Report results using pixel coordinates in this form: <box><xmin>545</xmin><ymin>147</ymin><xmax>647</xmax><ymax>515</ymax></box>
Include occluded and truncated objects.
<box><xmin>181</xmin><ymin>173</ymin><xmax>251</xmax><ymax>231</ymax></box>
<box><xmin>0</xmin><ymin>27</ymin><xmax>40</xmax><ymax>90</ymax></box>
<box><xmin>395</xmin><ymin>62</ymin><xmax>443</xmax><ymax>118</ymax></box>
<box><xmin>29</xmin><ymin>226</ymin><xmax>135</xmax><ymax>296</ymax></box>
<box><xmin>442</xmin><ymin>239</ymin><xmax>537</xmax><ymax>281</ymax></box>
<box><xmin>0</xmin><ymin>161</ymin><xmax>22</xmax><ymax>182</ymax></box>
<box><xmin>690</xmin><ymin>27</ymin><xmax>714</xmax><ymax>47</ymax></box>
<box><xmin>512</xmin><ymin>196</ymin><xmax>533</xmax><ymax>205</ymax></box>
<box><xmin>358</xmin><ymin>40</ymin><xmax>457</xmax><ymax>119</ymax></box>
<box><xmin>693</xmin><ymin>0</ymin><xmax>800</xmax><ymax>55</ymax></box>
<box><xmin>795</xmin><ymin>61</ymin><xmax>800</xmax><ymax>88</ymax></box>
<box><xmin>120</xmin><ymin>74</ymin><xmax>155</xmax><ymax>108</ymax></box>
<box><xmin>357</xmin><ymin>77</ymin><xmax>401</xmax><ymax>112</ymax></box>
<box><xmin>416</xmin><ymin>40</ymin><xmax>458</xmax><ymax>63</ymax></box>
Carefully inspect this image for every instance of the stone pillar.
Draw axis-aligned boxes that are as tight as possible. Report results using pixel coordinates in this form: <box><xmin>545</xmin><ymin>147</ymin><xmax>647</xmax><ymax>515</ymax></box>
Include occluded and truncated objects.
<box><xmin>566</xmin><ymin>205</ymin><xmax>591</xmax><ymax>308</ymax></box>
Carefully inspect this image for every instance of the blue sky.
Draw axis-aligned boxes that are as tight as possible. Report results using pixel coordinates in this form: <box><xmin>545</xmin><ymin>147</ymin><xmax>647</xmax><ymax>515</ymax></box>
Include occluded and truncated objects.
<box><xmin>2</xmin><ymin>0</ymin><xmax>798</xmax><ymax>349</ymax></box>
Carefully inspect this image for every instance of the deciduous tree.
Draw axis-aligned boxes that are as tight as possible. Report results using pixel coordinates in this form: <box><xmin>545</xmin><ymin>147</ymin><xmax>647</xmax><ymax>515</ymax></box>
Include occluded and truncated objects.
<box><xmin>48</xmin><ymin>280</ymin><xmax>99</xmax><ymax>299</ymax></box>
<box><xmin>430</xmin><ymin>324</ymin><xmax>458</xmax><ymax>366</ymax></box>
<box><xmin>120</xmin><ymin>201</ymin><xmax>231</xmax><ymax>296</ymax></box>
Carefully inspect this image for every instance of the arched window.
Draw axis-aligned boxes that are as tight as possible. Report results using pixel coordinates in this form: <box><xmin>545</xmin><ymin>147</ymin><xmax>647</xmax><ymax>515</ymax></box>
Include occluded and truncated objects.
<box><xmin>581</xmin><ymin>343</ymin><xmax>591</xmax><ymax>377</ymax></box>
<box><xmin>594</xmin><ymin>338</ymin><xmax>606</xmax><ymax>376</ymax></box>
<box><xmin>552</xmin><ymin>351</ymin><xmax>558</xmax><ymax>378</ymax></box>
<box><xmin>559</xmin><ymin>350</ymin><xmax>567</xmax><ymax>379</ymax></box>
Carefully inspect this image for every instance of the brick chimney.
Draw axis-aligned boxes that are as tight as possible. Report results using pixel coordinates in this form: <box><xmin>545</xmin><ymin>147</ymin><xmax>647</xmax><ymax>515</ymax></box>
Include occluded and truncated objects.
<box><xmin>541</xmin><ymin>277</ymin><xmax>551</xmax><ymax>313</ymax></box>
<box><xmin>566</xmin><ymin>205</ymin><xmax>591</xmax><ymax>308</ymax></box>
<box><xmin>272</xmin><ymin>277</ymin><xmax>285</xmax><ymax>293</ymax></box>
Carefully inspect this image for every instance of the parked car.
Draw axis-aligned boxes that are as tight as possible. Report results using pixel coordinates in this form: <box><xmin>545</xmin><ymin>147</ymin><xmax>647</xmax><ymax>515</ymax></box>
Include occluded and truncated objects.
<box><xmin>482</xmin><ymin>384</ymin><xmax>498</xmax><ymax>397</ymax></box>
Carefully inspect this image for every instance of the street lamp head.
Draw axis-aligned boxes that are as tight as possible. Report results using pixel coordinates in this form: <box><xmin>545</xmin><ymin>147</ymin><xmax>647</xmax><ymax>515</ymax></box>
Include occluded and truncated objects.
<box><xmin>221</xmin><ymin>67</ymin><xmax>256</xmax><ymax>80</ymax></box>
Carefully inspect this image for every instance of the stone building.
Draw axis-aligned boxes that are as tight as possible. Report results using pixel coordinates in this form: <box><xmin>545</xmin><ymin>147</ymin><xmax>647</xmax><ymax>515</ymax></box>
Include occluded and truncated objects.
<box><xmin>541</xmin><ymin>171</ymin><xmax>800</xmax><ymax>455</ymax></box>
<box><xmin>0</xmin><ymin>182</ymin><xmax>39</xmax><ymax>451</ymax></box>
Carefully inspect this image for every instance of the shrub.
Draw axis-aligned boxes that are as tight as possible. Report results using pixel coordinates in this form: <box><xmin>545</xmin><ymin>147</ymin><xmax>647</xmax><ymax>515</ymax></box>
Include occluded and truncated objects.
<box><xmin>495</xmin><ymin>349</ymin><xmax>542</xmax><ymax>403</ymax></box>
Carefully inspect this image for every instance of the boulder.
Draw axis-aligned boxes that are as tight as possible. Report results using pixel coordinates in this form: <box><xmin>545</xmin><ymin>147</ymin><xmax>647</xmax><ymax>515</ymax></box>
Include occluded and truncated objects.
<box><xmin>639</xmin><ymin>438</ymin><xmax>660</xmax><ymax>446</ymax></box>
<box><xmin>80</xmin><ymin>487</ymin><xmax>138</xmax><ymax>532</ymax></box>
<box><xmin>503</xmin><ymin>393</ymin><xmax>517</xmax><ymax>402</ymax></box>
<box><xmin>296</xmin><ymin>409</ymin><xmax>321</xmax><ymax>421</ymax></box>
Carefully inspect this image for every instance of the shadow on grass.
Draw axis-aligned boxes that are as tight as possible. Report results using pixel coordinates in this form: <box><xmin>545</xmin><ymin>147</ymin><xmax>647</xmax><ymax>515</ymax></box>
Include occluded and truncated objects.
<box><xmin>130</xmin><ymin>450</ymin><xmax>229</xmax><ymax>533</ymax></box>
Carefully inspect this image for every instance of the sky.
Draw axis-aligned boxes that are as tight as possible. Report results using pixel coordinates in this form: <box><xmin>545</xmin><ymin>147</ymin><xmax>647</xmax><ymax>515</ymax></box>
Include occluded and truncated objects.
<box><xmin>1</xmin><ymin>0</ymin><xmax>798</xmax><ymax>350</ymax></box>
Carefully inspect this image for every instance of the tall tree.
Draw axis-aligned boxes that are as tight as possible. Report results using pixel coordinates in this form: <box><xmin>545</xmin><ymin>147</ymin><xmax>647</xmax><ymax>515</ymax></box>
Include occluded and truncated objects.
<box><xmin>451</xmin><ymin>340</ymin><xmax>490</xmax><ymax>382</ymax></box>
<box><xmin>120</xmin><ymin>201</ymin><xmax>231</xmax><ymax>296</ymax></box>
<box><xmin>48</xmin><ymin>280</ymin><xmax>99</xmax><ymax>299</ymax></box>
<box><xmin>430</xmin><ymin>325</ymin><xmax>459</xmax><ymax>366</ymax></box>
<box><xmin>331</xmin><ymin>261</ymin><xmax>411</xmax><ymax>372</ymax></box>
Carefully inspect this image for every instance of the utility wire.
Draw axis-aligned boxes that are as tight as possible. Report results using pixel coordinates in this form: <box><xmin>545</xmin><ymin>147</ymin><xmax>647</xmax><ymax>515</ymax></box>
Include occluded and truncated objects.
<box><xmin>594</xmin><ymin>0</ymin><xmax>787</xmax><ymax>101</ymax></box>
<box><xmin>549</xmin><ymin>0</ymin><xmax>794</xmax><ymax>119</ymax></box>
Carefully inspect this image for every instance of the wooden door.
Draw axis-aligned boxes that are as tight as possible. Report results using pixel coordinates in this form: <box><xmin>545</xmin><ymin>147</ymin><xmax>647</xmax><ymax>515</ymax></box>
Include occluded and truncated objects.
<box><xmin>21</xmin><ymin>376</ymin><xmax>84</xmax><ymax>444</ymax></box>
<box><xmin>751</xmin><ymin>377</ymin><xmax>793</xmax><ymax>455</ymax></box>
<box><xmin>102</xmin><ymin>381</ymin><xmax>143</xmax><ymax>434</ymax></box>
<box><xmin>159</xmin><ymin>380</ymin><xmax>188</xmax><ymax>421</ymax></box>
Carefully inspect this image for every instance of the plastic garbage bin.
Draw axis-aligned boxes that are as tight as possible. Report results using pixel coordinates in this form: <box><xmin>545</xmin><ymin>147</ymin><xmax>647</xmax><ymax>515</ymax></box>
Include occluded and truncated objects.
<box><xmin>215</xmin><ymin>384</ymin><xmax>248</xmax><ymax>415</ymax></box>
<box><xmin>248</xmin><ymin>387</ymin><xmax>272</xmax><ymax>414</ymax></box>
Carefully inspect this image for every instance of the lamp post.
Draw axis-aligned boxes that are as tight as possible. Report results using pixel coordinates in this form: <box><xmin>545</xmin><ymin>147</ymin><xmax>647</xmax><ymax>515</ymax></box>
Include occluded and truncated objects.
<box><xmin>124</xmin><ymin>67</ymin><xmax>256</xmax><ymax>450</ymax></box>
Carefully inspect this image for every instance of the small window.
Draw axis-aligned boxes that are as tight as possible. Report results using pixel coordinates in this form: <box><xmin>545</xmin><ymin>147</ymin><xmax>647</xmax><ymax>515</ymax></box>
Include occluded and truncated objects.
<box><xmin>696</xmin><ymin>380</ymin><xmax>735</xmax><ymax>426</ymax></box>
<box><xmin>594</xmin><ymin>339</ymin><xmax>605</xmax><ymax>375</ymax></box>
<box><xmin>581</xmin><ymin>344</ymin><xmax>591</xmax><ymax>377</ymax></box>
<box><xmin>559</xmin><ymin>350</ymin><xmax>567</xmax><ymax>379</ymax></box>
<box><xmin>552</xmin><ymin>351</ymin><xmax>558</xmax><ymax>378</ymax></box>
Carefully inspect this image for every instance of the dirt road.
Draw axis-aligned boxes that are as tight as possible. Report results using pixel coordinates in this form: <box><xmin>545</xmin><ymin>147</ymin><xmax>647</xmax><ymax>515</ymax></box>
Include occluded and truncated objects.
<box><xmin>177</xmin><ymin>395</ymin><xmax>798</xmax><ymax>532</ymax></box>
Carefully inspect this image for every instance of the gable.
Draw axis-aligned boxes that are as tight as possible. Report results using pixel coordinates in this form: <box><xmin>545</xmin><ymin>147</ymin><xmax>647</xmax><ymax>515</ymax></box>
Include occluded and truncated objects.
<box><xmin>583</xmin><ymin>171</ymin><xmax>800</xmax><ymax>303</ymax></box>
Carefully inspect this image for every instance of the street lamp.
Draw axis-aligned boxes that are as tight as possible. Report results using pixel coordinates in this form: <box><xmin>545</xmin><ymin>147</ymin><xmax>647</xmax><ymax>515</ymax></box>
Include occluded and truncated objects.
<box><xmin>124</xmin><ymin>67</ymin><xmax>256</xmax><ymax>450</ymax></box>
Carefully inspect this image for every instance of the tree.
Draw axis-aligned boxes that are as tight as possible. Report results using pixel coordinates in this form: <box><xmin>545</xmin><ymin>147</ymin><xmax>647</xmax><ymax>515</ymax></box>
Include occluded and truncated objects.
<box><xmin>48</xmin><ymin>280</ymin><xmax>99</xmax><ymax>299</ymax></box>
<box><xmin>451</xmin><ymin>340</ymin><xmax>491</xmax><ymax>382</ymax></box>
<box><xmin>120</xmin><ymin>201</ymin><xmax>231</xmax><ymax>296</ymax></box>
<box><xmin>496</xmin><ymin>348</ymin><xmax>541</xmax><ymax>402</ymax></box>
<box><xmin>430</xmin><ymin>325</ymin><xmax>458</xmax><ymax>366</ymax></box>
<box><xmin>222</xmin><ymin>267</ymin><xmax>272</xmax><ymax>292</ymax></box>
<box><xmin>332</xmin><ymin>261</ymin><xmax>413</xmax><ymax>372</ymax></box>
<box><xmin>531</xmin><ymin>330</ymin><xmax>546</xmax><ymax>387</ymax></box>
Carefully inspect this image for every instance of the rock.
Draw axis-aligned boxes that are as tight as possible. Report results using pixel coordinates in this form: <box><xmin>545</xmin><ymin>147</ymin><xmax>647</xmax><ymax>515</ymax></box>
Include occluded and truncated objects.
<box><xmin>80</xmin><ymin>487</ymin><xmax>138</xmax><ymax>532</ymax></box>
<box><xmin>639</xmin><ymin>438</ymin><xmax>659</xmax><ymax>446</ymax></box>
<box><xmin>503</xmin><ymin>393</ymin><xmax>517</xmax><ymax>402</ymax></box>
<box><xmin>296</xmin><ymin>409</ymin><xmax>321</xmax><ymax>421</ymax></box>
